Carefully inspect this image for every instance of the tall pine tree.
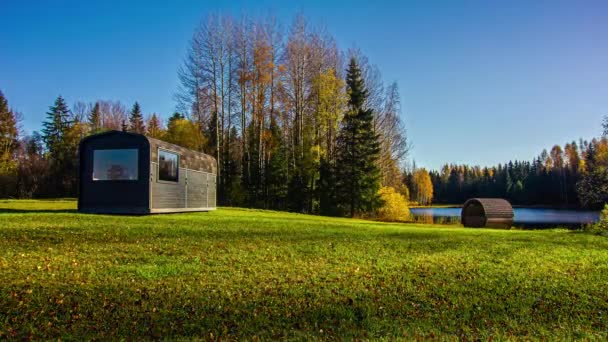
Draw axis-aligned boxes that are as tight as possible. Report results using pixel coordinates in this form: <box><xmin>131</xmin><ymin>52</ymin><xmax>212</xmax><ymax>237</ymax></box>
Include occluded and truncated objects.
<box><xmin>335</xmin><ymin>58</ymin><xmax>382</xmax><ymax>217</ymax></box>
<box><xmin>318</xmin><ymin>157</ymin><xmax>338</xmax><ymax>216</ymax></box>
<box><xmin>129</xmin><ymin>102</ymin><xmax>145</xmax><ymax>134</ymax></box>
<box><xmin>146</xmin><ymin>113</ymin><xmax>164</xmax><ymax>139</ymax></box>
<box><xmin>168</xmin><ymin>112</ymin><xmax>185</xmax><ymax>128</ymax></box>
<box><xmin>42</xmin><ymin>96</ymin><xmax>75</xmax><ymax>195</ymax></box>
<box><xmin>42</xmin><ymin>96</ymin><xmax>71</xmax><ymax>156</ymax></box>
<box><xmin>88</xmin><ymin>102</ymin><xmax>102</xmax><ymax>134</ymax></box>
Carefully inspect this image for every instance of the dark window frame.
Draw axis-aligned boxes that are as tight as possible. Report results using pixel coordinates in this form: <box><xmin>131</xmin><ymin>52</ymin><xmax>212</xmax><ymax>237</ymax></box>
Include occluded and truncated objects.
<box><xmin>92</xmin><ymin>148</ymin><xmax>139</xmax><ymax>182</ymax></box>
<box><xmin>157</xmin><ymin>148</ymin><xmax>180</xmax><ymax>183</ymax></box>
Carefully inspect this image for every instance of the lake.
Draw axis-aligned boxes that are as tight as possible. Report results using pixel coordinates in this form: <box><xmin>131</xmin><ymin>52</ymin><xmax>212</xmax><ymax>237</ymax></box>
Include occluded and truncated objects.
<box><xmin>410</xmin><ymin>207</ymin><xmax>600</xmax><ymax>227</ymax></box>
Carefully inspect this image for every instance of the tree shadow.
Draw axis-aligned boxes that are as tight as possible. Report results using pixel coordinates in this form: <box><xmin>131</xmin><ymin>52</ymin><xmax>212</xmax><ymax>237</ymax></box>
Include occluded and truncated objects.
<box><xmin>0</xmin><ymin>208</ymin><xmax>78</xmax><ymax>214</ymax></box>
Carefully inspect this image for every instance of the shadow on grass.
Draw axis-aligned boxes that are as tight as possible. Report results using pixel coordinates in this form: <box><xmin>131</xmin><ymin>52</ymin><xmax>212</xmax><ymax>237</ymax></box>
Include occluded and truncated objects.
<box><xmin>0</xmin><ymin>208</ymin><xmax>78</xmax><ymax>214</ymax></box>
<box><xmin>0</xmin><ymin>208</ymin><xmax>145</xmax><ymax>216</ymax></box>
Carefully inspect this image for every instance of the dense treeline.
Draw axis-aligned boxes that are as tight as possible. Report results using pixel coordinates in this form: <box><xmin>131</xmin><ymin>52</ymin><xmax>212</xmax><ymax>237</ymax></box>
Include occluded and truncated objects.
<box><xmin>417</xmin><ymin>138</ymin><xmax>608</xmax><ymax>209</ymax></box>
<box><xmin>0</xmin><ymin>94</ymin><xmax>145</xmax><ymax>198</ymax></box>
<box><xmin>175</xmin><ymin>14</ymin><xmax>408</xmax><ymax>213</ymax></box>
<box><xmin>0</xmin><ymin>13</ymin><xmax>410</xmax><ymax>218</ymax></box>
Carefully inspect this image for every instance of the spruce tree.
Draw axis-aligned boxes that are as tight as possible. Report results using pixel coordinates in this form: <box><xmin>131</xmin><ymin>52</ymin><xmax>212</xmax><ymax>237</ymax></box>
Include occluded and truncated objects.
<box><xmin>88</xmin><ymin>102</ymin><xmax>102</xmax><ymax>134</ymax></box>
<box><xmin>318</xmin><ymin>157</ymin><xmax>338</xmax><ymax>216</ymax></box>
<box><xmin>168</xmin><ymin>112</ymin><xmax>185</xmax><ymax>125</ymax></box>
<box><xmin>41</xmin><ymin>96</ymin><xmax>74</xmax><ymax>195</ymax></box>
<box><xmin>335</xmin><ymin>57</ymin><xmax>382</xmax><ymax>217</ymax></box>
<box><xmin>578</xmin><ymin>141</ymin><xmax>608</xmax><ymax>208</ymax></box>
<box><xmin>166</xmin><ymin>112</ymin><xmax>185</xmax><ymax>136</ymax></box>
<box><xmin>42</xmin><ymin>96</ymin><xmax>71</xmax><ymax>156</ymax></box>
<box><xmin>146</xmin><ymin>113</ymin><xmax>164</xmax><ymax>138</ymax></box>
<box><xmin>129</xmin><ymin>102</ymin><xmax>145</xmax><ymax>134</ymax></box>
<box><xmin>266</xmin><ymin>120</ymin><xmax>289</xmax><ymax>210</ymax></box>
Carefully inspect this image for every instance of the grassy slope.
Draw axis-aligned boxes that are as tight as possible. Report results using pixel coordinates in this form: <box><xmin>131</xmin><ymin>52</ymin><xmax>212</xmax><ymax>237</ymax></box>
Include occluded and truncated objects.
<box><xmin>0</xmin><ymin>200</ymin><xmax>607</xmax><ymax>340</ymax></box>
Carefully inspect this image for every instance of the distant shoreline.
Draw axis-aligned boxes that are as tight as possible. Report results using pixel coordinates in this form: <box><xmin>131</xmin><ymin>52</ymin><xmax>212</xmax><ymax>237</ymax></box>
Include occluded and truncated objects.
<box><xmin>410</xmin><ymin>204</ymin><xmax>595</xmax><ymax>210</ymax></box>
<box><xmin>409</xmin><ymin>204</ymin><xmax>461</xmax><ymax>209</ymax></box>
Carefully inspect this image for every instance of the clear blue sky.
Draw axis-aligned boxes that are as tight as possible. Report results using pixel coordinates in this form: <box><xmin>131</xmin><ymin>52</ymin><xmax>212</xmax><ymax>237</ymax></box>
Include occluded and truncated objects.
<box><xmin>1</xmin><ymin>0</ymin><xmax>607</xmax><ymax>170</ymax></box>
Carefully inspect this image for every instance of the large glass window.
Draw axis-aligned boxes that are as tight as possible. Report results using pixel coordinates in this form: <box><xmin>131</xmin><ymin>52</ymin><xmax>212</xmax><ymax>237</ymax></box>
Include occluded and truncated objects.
<box><xmin>158</xmin><ymin>149</ymin><xmax>179</xmax><ymax>182</ymax></box>
<box><xmin>93</xmin><ymin>149</ymin><xmax>138</xmax><ymax>181</ymax></box>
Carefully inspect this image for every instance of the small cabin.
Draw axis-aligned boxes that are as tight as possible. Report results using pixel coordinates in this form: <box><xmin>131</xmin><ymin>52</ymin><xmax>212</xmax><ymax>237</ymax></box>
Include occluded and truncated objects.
<box><xmin>78</xmin><ymin>130</ymin><xmax>216</xmax><ymax>214</ymax></box>
<box><xmin>461</xmin><ymin>198</ymin><xmax>514</xmax><ymax>228</ymax></box>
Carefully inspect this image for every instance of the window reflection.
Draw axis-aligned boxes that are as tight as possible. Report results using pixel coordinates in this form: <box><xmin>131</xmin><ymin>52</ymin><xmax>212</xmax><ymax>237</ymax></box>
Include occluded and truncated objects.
<box><xmin>159</xmin><ymin>150</ymin><xmax>179</xmax><ymax>182</ymax></box>
<box><xmin>93</xmin><ymin>149</ymin><xmax>138</xmax><ymax>181</ymax></box>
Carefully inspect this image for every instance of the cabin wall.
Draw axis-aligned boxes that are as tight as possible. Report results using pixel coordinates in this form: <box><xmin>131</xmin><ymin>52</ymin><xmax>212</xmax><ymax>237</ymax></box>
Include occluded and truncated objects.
<box><xmin>151</xmin><ymin>164</ymin><xmax>186</xmax><ymax>209</ymax></box>
<box><xmin>208</xmin><ymin>174</ymin><xmax>216</xmax><ymax>208</ymax></box>
<box><xmin>150</xmin><ymin>162</ymin><xmax>216</xmax><ymax>211</ymax></box>
<box><xmin>78</xmin><ymin>133</ymin><xmax>150</xmax><ymax>214</ymax></box>
<box><xmin>148</xmin><ymin>138</ymin><xmax>217</xmax><ymax>212</ymax></box>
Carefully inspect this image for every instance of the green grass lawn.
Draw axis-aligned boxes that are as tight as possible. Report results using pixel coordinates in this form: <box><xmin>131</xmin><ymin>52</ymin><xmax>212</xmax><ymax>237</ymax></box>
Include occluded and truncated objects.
<box><xmin>1</xmin><ymin>200</ymin><xmax>607</xmax><ymax>340</ymax></box>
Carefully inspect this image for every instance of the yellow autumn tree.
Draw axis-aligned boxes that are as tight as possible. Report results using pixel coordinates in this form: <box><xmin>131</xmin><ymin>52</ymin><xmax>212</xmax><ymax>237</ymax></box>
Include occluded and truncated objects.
<box><xmin>165</xmin><ymin>118</ymin><xmax>206</xmax><ymax>151</ymax></box>
<box><xmin>402</xmin><ymin>183</ymin><xmax>410</xmax><ymax>202</ymax></box>
<box><xmin>413</xmin><ymin>168</ymin><xmax>433</xmax><ymax>206</ymax></box>
<box><xmin>312</xmin><ymin>68</ymin><xmax>346</xmax><ymax>161</ymax></box>
<box><xmin>376</xmin><ymin>186</ymin><xmax>410</xmax><ymax>222</ymax></box>
<box><xmin>146</xmin><ymin>114</ymin><xmax>165</xmax><ymax>140</ymax></box>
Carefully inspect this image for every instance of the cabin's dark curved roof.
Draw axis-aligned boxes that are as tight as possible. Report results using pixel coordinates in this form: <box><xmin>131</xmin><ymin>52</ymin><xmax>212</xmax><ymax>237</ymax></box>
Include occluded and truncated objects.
<box><xmin>462</xmin><ymin>198</ymin><xmax>514</xmax><ymax>219</ymax></box>
<box><xmin>80</xmin><ymin>130</ymin><xmax>217</xmax><ymax>174</ymax></box>
<box><xmin>79</xmin><ymin>130</ymin><xmax>148</xmax><ymax>145</ymax></box>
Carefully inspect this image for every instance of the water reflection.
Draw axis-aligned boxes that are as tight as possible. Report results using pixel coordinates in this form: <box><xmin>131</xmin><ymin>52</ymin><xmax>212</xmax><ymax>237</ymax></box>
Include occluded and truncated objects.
<box><xmin>410</xmin><ymin>207</ymin><xmax>600</xmax><ymax>227</ymax></box>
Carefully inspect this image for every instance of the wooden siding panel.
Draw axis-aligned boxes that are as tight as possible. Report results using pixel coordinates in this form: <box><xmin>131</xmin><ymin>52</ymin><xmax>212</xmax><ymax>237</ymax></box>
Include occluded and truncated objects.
<box><xmin>151</xmin><ymin>165</ymin><xmax>215</xmax><ymax>210</ymax></box>
<box><xmin>208</xmin><ymin>175</ymin><xmax>216</xmax><ymax>208</ymax></box>
<box><xmin>201</xmin><ymin>173</ymin><xmax>209</xmax><ymax>208</ymax></box>
<box><xmin>151</xmin><ymin>166</ymin><xmax>187</xmax><ymax>209</ymax></box>
<box><xmin>186</xmin><ymin>170</ymin><xmax>208</xmax><ymax>208</ymax></box>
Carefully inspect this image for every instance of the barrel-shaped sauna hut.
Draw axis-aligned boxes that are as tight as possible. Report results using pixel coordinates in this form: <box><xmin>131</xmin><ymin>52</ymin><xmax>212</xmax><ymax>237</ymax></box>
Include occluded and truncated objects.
<box><xmin>78</xmin><ymin>130</ymin><xmax>217</xmax><ymax>214</ymax></box>
<box><xmin>461</xmin><ymin>198</ymin><xmax>514</xmax><ymax>228</ymax></box>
